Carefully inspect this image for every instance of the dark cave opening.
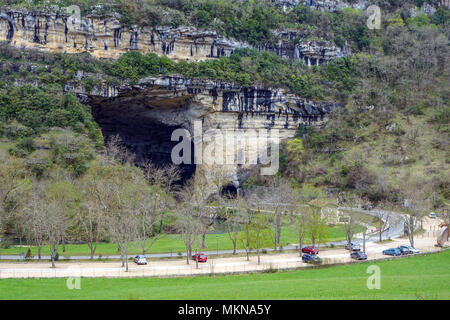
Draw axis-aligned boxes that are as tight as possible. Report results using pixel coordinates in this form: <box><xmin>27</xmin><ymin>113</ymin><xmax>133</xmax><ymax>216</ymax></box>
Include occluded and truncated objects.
<box><xmin>221</xmin><ymin>184</ymin><xmax>238</xmax><ymax>198</ymax></box>
<box><xmin>90</xmin><ymin>102</ymin><xmax>196</xmax><ymax>185</ymax></box>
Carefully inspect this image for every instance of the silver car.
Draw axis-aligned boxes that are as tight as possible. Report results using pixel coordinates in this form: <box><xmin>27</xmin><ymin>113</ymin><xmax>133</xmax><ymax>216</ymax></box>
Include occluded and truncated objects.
<box><xmin>398</xmin><ymin>245</ymin><xmax>420</xmax><ymax>254</ymax></box>
<box><xmin>345</xmin><ymin>242</ymin><xmax>361</xmax><ymax>251</ymax></box>
<box><xmin>133</xmin><ymin>255</ymin><xmax>148</xmax><ymax>265</ymax></box>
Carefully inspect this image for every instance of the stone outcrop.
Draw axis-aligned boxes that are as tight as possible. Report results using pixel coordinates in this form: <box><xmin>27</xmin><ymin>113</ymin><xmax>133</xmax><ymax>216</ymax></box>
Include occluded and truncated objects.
<box><xmin>274</xmin><ymin>0</ymin><xmax>447</xmax><ymax>13</ymax></box>
<box><xmin>0</xmin><ymin>8</ymin><xmax>249</xmax><ymax>61</ymax></box>
<box><xmin>258</xmin><ymin>29</ymin><xmax>350</xmax><ymax>66</ymax></box>
<box><xmin>76</xmin><ymin>74</ymin><xmax>342</xmax><ymax>187</ymax></box>
<box><xmin>0</xmin><ymin>8</ymin><xmax>348</xmax><ymax>65</ymax></box>
<box><xmin>273</xmin><ymin>0</ymin><xmax>368</xmax><ymax>12</ymax></box>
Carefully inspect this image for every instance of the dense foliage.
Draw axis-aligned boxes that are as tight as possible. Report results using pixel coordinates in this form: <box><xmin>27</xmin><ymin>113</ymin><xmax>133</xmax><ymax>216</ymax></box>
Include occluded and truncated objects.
<box><xmin>0</xmin><ymin>42</ymin><xmax>353</xmax><ymax>100</ymax></box>
<box><xmin>279</xmin><ymin>24</ymin><xmax>449</xmax><ymax>208</ymax></box>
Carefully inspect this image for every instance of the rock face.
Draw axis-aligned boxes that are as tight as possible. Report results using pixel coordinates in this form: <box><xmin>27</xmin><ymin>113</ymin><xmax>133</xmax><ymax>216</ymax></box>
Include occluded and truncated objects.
<box><xmin>273</xmin><ymin>0</ymin><xmax>368</xmax><ymax>12</ymax></box>
<box><xmin>0</xmin><ymin>9</ymin><xmax>249</xmax><ymax>61</ymax></box>
<box><xmin>259</xmin><ymin>29</ymin><xmax>350</xmax><ymax>66</ymax></box>
<box><xmin>82</xmin><ymin>75</ymin><xmax>342</xmax><ymax>187</ymax></box>
<box><xmin>0</xmin><ymin>8</ymin><xmax>348</xmax><ymax>65</ymax></box>
<box><xmin>0</xmin><ymin>6</ymin><xmax>346</xmax><ymax>187</ymax></box>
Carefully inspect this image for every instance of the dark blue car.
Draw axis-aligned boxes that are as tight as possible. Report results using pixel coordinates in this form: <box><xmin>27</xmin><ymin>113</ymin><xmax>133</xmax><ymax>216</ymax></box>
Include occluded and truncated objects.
<box><xmin>350</xmin><ymin>251</ymin><xmax>367</xmax><ymax>260</ymax></box>
<box><xmin>302</xmin><ymin>254</ymin><xmax>322</xmax><ymax>264</ymax></box>
<box><xmin>382</xmin><ymin>248</ymin><xmax>402</xmax><ymax>256</ymax></box>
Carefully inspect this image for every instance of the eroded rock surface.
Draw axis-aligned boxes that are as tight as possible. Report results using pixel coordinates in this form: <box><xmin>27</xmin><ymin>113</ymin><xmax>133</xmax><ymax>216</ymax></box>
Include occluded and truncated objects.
<box><xmin>0</xmin><ymin>8</ymin><xmax>349</xmax><ymax>65</ymax></box>
<box><xmin>82</xmin><ymin>75</ymin><xmax>343</xmax><ymax>187</ymax></box>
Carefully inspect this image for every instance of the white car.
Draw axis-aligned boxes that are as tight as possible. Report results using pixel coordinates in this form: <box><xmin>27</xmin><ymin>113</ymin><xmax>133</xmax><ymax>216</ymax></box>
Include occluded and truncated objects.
<box><xmin>429</xmin><ymin>212</ymin><xmax>436</xmax><ymax>219</ymax></box>
<box><xmin>133</xmin><ymin>255</ymin><xmax>148</xmax><ymax>265</ymax></box>
<box><xmin>398</xmin><ymin>245</ymin><xmax>420</xmax><ymax>254</ymax></box>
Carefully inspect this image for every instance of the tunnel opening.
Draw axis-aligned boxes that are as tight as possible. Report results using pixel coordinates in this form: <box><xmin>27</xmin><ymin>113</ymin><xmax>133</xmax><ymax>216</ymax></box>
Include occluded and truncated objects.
<box><xmin>221</xmin><ymin>184</ymin><xmax>238</xmax><ymax>198</ymax></box>
<box><xmin>90</xmin><ymin>99</ymin><xmax>196</xmax><ymax>185</ymax></box>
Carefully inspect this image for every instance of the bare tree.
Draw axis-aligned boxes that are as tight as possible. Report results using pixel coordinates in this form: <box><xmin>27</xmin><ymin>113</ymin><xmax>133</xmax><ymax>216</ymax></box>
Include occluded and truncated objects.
<box><xmin>179</xmin><ymin>174</ymin><xmax>218</xmax><ymax>249</ymax></box>
<box><xmin>221</xmin><ymin>195</ymin><xmax>248</xmax><ymax>255</ymax></box>
<box><xmin>374</xmin><ymin>209</ymin><xmax>391</xmax><ymax>242</ymax></box>
<box><xmin>43</xmin><ymin>200</ymin><xmax>67</xmax><ymax>268</ymax></box>
<box><xmin>75</xmin><ymin>204</ymin><xmax>106</xmax><ymax>260</ymax></box>
<box><xmin>0</xmin><ymin>154</ymin><xmax>30</xmax><ymax>240</ymax></box>
<box><xmin>249</xmin><ymin>212</ymin><xmax>272</xmax><ymax>265</ymax></box>
<box><xmin>341</xmin><ymin>195</ymin><xmax>364</xmax><ymax>250</ymax></box>
<box><xmin>249</xmin><ymin>177</ymin><xmax>295</xmax><ymax>250</ymax></box>
<box><xmin>105</xmin><ymin>134</ymin><xmax>135</xmax><ymax>165</ymax></box>
<box><xmin>84</xmin><ymin>161</ymin><xmax>148</xmax><ymax>270</ymax></box>
<box><xmin>107</xmin><ymin>209</ymin><xmax>139</xmax><ymax>271</ymax></box>
<box><xmin>141</xmin><ymin>161</ymin><xmax>181</xmax><ymax>194</ymax></box>
<box><xmin>174</xmin><ymin>203</ymin><xmax>202</xmax><ymax>265</ymax></box>
<box><xmin>401</xmin><ymin>182</ymin><xmax>429</xmax><ymax>248</ymax></box>
<box><xmin>293</xmin><ymin>206</ymin><xmax>308</xmax><ymax>257</ymax></box>
<box><xmin>22</xmin><ymin>191</ymin><xmax>46</xmax><ymax>260</ymax></box>
<box><xmin>306</xmin><ymin>199</ymin><xmax>330</xmax><ymax>247</ymax></box>
<box><xmin>237</xmin><ymin>199</ymin><xmax>255</xmax><ymax>261</ymax></box>
<box><xmin>45</xmin><ymin>180</ymin><xmax>80</xmax><ymax>253</ymax></box>
<box><xmin>135</xmin><ymin>185</ymin><xmax>169</xmax><ymax>255</ymax></box>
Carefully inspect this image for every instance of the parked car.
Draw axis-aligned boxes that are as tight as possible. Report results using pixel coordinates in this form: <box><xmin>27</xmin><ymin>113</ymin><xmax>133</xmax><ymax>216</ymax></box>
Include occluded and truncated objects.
<box><xmin>397</xmin><ymin>246</ymin><xmax>410</xmax><ymax>255</ymax></box>
<box><xmin>429</xmin><ymin>212</ymin><xmax>436</xmax><ymax>219</ymax></box>
<box><xmin>192</xmin><ymin>253</ymin><xmax>208</xmax><ymax>263</ymax></box>
<box><xmin>302</xmin><ymin>246</ymin><xmax>319</xmax><ymax>255</ymax></box>
<box><xmin>350</xmin><ymin>251</ymin><xmax>367</xmax><ymax>260</ymax></box>
<box><xmin>398</xmin><ymin>245</ymin><xmax>420</xmax><ymax>254</ymax></box>
<box><xmin>345</xmin><ymin>242</ymin><xmax>361</xmax><ymax>251</ymax></box>
<box><xmin>382</xmin><ymin>248</ymin><xmax>402</xmax><ymax>256</ymax></box>
<box><xmin>133</xmin><ymin>255</ymin><xmax>147</xmax><ymax>265</ymax></box>
<box><xmin>302</xmin><ymin>254</ymin><xmax>322</xmax><ymax>265</ymax></box>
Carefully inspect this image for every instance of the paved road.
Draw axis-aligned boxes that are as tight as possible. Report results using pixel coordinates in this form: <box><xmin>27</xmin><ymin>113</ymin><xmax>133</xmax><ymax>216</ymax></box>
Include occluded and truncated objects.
<box><xmin>0</xmin><ymin>208</ymin><xmax>405</xmax><ymax>261</ymax></box>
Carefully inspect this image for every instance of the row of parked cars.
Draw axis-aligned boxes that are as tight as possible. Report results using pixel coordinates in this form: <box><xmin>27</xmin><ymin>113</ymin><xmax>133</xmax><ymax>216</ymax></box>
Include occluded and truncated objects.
<box><xmin>133</xmin><ymin>244</ymin><xmax>420</xmax><ymax>266</ymax></box>
<box><xmin>133</xmin><ymin>253</ymin><xmax>208</xmax><ymax>265</ymax></box>
<box><xmin>345</xmin><ymin>242</ymin><xmax>367</xmax><ymax>260</ymax></box>
<box><xmin>383</xmin><ymin>245</ymin><xmax>420</xmax><ymax>256</ymax></box>
<box><xmin>301</xmin><ymin>246</ymin><xmax>322</xmax><ymax>264</ymax></box>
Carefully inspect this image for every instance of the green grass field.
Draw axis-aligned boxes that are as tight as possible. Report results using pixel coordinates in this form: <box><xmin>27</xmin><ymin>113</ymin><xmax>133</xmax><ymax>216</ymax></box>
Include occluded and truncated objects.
<box><xmin>0</xmin><ymin>251</ymin><xmax>448</xmax><ymax>300</ymax></box>
<box><xmin>0</xmin><ymin>225</ymin><xmax>359</xmax><ymax>257</ymax></box>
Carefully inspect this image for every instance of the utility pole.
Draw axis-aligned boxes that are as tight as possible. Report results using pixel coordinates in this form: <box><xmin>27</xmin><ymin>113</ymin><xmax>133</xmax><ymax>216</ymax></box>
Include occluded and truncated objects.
<box><xmin>363</xmin><ymin>230</ymin><xmax>366</xmax><ymax>253</ymax></box>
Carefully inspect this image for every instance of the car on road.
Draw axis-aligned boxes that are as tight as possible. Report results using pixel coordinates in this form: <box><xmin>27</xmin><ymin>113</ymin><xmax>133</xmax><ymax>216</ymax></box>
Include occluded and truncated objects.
<box><xmin>398</xmin><ymin>245</ymin><xmax>420</xmax><ymax>254</ymax></box>
<box><xmin>302</xmin><ymin>246</ymin><xmax>319</xmax><ymax>255</ymax></box>
<box><xmin>192</xmin><ymin>253</ymin><xmax>208</xmax><ymax>263</ymax></box>
<box><xmin>429</xmin><ymin>212</ymin><xmax>436</xmax><ymax>219</ymax></box>
<box><xmin>345</xmin><ymin>242</ymin><xmax>361</xmax><ymax>251</ymax></box>
<box><xmin>133</xmin><ymin>255</ymin><xmax>147</xmax><ymax>265</ymax></box>
<box><xmin>302</xmin><ymin>254</ymin><xmax>322</xmax><ymax>265</ymax></box>
<box><xmin>350</xmin><ymin>251</ymin><xmax>367</xmax><ymax>260</ymax></box>
<box><xmin>382</xmin><ymin>248</ymin><xmax>402</xmax><ymax>256</ymax></box>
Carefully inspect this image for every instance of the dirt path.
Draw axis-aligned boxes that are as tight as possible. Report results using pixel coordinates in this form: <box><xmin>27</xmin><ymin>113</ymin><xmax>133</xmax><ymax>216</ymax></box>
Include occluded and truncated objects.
<box><xmin>0</xmin><ymin>231</ymin><xmax>443</xmax><ymax>279</ymax></box>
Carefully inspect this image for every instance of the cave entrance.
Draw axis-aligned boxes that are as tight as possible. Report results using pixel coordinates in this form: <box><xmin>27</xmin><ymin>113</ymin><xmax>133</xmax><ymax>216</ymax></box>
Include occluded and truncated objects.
<box><xmin>221</xmin><ymin>184</ymin><xmax>238</xmax><ymax>198</ymax></box>
<box><xmin>90</xmin><ymin>101</ymin><xmax>196</xmax><ymax>185</ymax></box>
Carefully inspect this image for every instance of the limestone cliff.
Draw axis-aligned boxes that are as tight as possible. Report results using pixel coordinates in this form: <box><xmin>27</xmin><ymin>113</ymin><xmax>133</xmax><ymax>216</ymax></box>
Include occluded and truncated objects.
<box><xmin>74</xmin><ymin>73</ymin><xmax>342</xmax><ymax>187</ymax></box>
<box><xmin>0</xmin><ymin>8</ymin><xmax>348</xmax><ymax>65</ymax></box>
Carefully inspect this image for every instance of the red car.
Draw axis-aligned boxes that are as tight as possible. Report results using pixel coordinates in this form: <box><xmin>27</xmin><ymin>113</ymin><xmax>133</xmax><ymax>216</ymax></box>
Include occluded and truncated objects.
<box><xmin>192</xmin><ymin>253</ymin><xmax>208</xmax><ymax>263</ymax></box>
<box><xmin>302</xmin><ymin>246</ymin><xmax>319</xmax><ymax>255</ymax></box>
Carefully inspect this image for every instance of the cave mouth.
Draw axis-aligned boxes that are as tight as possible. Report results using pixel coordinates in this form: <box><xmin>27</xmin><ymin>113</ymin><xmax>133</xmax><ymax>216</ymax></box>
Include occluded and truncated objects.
<box><xmin>90</xmin><ymin>102</ymin><xmax>196</xmax><ymax>185</ymax></box>
<box><xmin>221</xmin><ymin>184</ymin><xmax>238</xmax><ymax>198</ymax></box>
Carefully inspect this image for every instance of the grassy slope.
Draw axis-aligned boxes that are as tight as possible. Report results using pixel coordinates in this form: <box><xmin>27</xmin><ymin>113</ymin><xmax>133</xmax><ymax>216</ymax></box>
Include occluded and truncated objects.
<box><xmin>0</xmin><ymin>251</ymin><xmax>448</xmax><ymax>300</ymax></box>
<box><xmin>1</xmin><ymin>225</ymin><xmax>358</xmax><ymax>257</ymax></box>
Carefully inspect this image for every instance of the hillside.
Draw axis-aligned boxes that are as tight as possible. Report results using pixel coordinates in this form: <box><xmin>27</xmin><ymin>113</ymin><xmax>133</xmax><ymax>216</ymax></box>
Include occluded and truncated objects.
<box><xmin>0</xmin><ymin>0</ymin><xmax>448</xmax><ymax>248</ymax></box>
